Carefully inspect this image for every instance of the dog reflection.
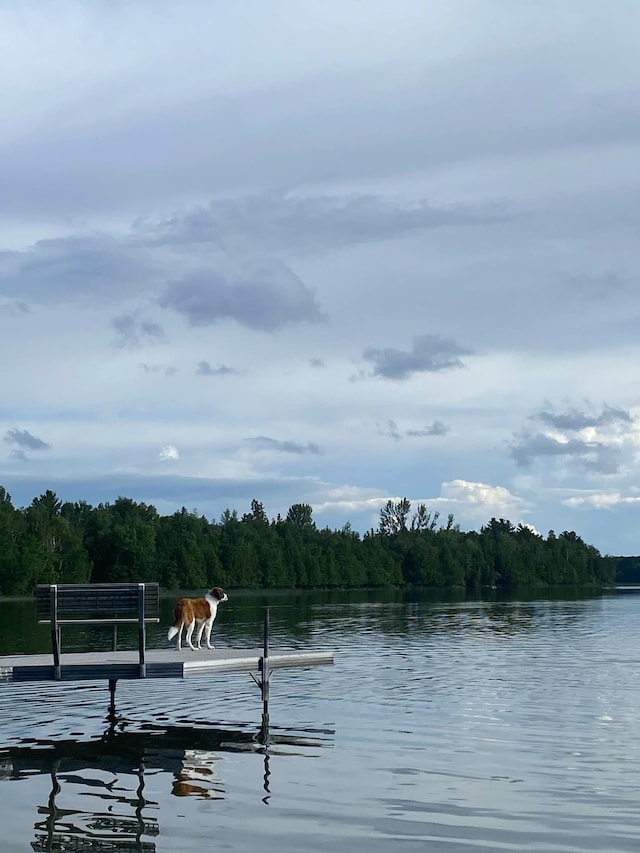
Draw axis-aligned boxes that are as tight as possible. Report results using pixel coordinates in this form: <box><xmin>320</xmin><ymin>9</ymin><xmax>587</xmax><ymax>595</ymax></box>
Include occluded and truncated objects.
<box><xmin>171</xmin><ymin>749</ymin><xmax>224</xmax><ymax>799</ymax></box>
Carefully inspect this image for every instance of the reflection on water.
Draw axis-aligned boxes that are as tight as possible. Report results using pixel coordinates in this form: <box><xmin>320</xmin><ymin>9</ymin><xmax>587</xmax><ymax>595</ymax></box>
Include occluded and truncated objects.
<box><xmin>1</xmin><ymin>716</ymin><xmax>333</xmax><ymax>851</ymax></box>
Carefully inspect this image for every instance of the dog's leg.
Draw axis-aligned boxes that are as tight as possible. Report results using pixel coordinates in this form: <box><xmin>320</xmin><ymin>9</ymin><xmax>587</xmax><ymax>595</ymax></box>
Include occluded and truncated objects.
<box><xmin>205</xmin><ymin>617</ymin><xmax>215</xmax><ymax>650</ymax></box>
<box><xmin>185</xmin><ymin>619</ymin><xmax>197</xmax><ymax>650</ymax></box>
<box><xmin>176</xmin><ymin>622</ymin><xmax>183</xmax><ymax>651</ymax></box>
<box><xmin>195</xmin><ymin>619</ymin><xmax>206</xmax><ymax>650</ymax></box>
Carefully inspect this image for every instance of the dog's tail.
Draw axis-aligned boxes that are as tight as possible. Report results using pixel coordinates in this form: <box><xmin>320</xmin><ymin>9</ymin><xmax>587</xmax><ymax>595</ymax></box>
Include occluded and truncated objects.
<box><xmin>167</xmin><ymin>625</ymin><xmax>179</xmax><ymax>642</ymax></box>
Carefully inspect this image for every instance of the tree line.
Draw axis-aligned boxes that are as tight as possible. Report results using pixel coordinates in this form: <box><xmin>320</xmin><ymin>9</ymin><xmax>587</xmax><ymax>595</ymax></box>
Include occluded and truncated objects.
<box><xmin>614</xmin><ymin>556</ymin><xmax>640</xmax><ymax>584</ymax></box>
<box><xmin>0</xmin><ymin>486</ymin><xmax>616</xmax><ymax>595</ymax></box>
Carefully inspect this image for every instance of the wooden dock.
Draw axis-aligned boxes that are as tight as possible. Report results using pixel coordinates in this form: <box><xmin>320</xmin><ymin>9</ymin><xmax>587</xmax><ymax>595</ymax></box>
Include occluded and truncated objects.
<box><xmin>0</xmin><ymin>646</ymin><xmax>334</xmax><ymax>684</ymax></box>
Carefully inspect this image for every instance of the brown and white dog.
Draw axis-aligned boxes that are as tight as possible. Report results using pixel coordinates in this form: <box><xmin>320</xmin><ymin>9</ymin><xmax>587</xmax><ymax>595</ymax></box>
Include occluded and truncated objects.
<box><xmin>167</xmin><ymin>587</ymin><xmax>228</xmax><ymax>651</ymax></box>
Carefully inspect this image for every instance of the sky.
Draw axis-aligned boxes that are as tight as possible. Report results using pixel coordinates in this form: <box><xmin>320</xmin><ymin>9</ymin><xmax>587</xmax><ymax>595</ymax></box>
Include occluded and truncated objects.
<box><xmin>1</xmin><ymin>1</ymin><xmax>640</xmax><ymax>555</ymax></box>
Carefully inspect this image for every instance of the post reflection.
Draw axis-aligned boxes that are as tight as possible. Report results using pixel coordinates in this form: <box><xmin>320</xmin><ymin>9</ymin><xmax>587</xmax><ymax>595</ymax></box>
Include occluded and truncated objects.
<box><xmin>0</xmin><ymin>716</ymin><xmax>333</xmax><ymax>852</ymax></box>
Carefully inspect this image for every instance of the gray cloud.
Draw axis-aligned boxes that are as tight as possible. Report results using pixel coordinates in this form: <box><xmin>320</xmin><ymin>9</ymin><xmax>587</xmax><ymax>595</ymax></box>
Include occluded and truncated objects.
<box><xmin>4</xmin><ymin>429</ymin><xmax>51</xmax><ymax>451</ymax></box>
<box><xmin>509</xmin><ymin>433</ymin><xmax>622</xmax><ymax>474</ymax></box>
<box><xmin>0</xmin><ymin>299</ymin><xmax>30</xmax><ymax>314</ymax></box>
<box><xmin>160</xmin><ymin>264</ymin><xmax>325</xmax><ymax>332</ymax></box>
<box><xmin>150</xmin><ymin>192</ymin><xmax>509</xmax><ymax>255</ymax></box>
<box><xmin>379</xmin><ymin>419</ymin><xmax>402</xmax><ymax>442</ymax></box>
<box><xmin>407</xmin><ymin>420</ymin><xmax>451</xmax><ymax>437</ymax></box>
<box><xmin>0</xmin><ymin>235</ymin><xmax>156</xmax><ymax>305</ymax></box>
<box><xmin>310</xmin><ymin>358</ymin><xmax>326</xmax><ymax>368</ymax></box>
<box><xmin>112</xmin><ymin>314</ymin><xmax>165</xmax><ymax>349</ymax></box>
<box><xmin>139</xmin><ymin>362</ymin><xmax>178</xmax><ymax>375</ymax></box>
<box><xmin>533</xmin><ymin>404</ymin><xmax>632</xmax><ymax>431</ymax></box>
<box><xmin>363</xmin><ymin>335</ymin><xmax>473</xmax><ymax>380</ymax></box>
<box><xmin>4</xmin><ymin>27</ymin><xmax>639</xmax><ymax>222</ymax></box>
<box><xmin>196</xmin><ymin>361</ymin><xmax>236</xmax><ymax>376</ymax></box>
<box><xmin>9</xmin><ymin>449</ymin><xmax>28</xmax><ymax>463</ymax></box>
<box><xmin>379</xmin><ymin>418</ymin><xmax>451</xmax><ymax>440</ymax></box>
<box><xmin>249</xmin><ymin>436</ymin><xmax>322</xmax><ymax>455</ymax></box>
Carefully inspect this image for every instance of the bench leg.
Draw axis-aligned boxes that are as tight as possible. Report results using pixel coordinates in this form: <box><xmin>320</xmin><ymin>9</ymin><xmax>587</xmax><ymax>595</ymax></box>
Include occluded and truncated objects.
<box><xmin>50</xmin><ymin>585</ymin><xmax>61</xmax><ymax>680</ymax></box>
<box><xmin>52</xmin><ymin>626</ymin><xmax>61</xmax><ymax>681</ymax></box>
<box><xmin>138</xmin><ymin>583</ymin><xmax>146</xmax><ymax>678</ymax></box>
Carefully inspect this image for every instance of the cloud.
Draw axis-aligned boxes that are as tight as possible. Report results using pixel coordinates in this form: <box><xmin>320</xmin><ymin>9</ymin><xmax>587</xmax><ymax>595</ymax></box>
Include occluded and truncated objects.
<box><xmin>510</xmin><ymin>402</ymin><xmax>637</xmax><ymax>475</ymax></box>
<box><xmin>378</xmin><ymin>419</ymin><xmax>451</xmax><ymax>440</ymax></box>
<box><xmin>509</xmin><ymin>432</ymin><xmax>622</xmax><ymax>474</ymax></box>
<box><xmin>249</xmin><ymin>436</ymin><xmax>322</xmax><ymax>455</ymax></box>
<box><xmin>160</xmin><ymin>262</ymin><xmax>325</xmax><ymax>331</ymax></box>
<box><xmin>159</xmin><ymin>445</ymin><xmax>180</xmax><ymax>461</ymax></box>
<box><xmin>313</xmin><ymin>479</ymin><xmax>528</xmax><ymax>529</ymax></box>
<box><xmin>112</xmin><ymin>314</ymin><xmax>165</xmax><ymax>349</ymax></box>
<box><xmin>440</xmin><ymin>480</ymin><xmax>522</xmax><ymax>506</ymax></box>
<box><xmin>311</xmin><ymin>487</ymin><xmax>391</xmax><ymax>517</ymax></box>
<box><xmin>0</xmin><ymin>234</ymin><xmax>157</xmax><ymax>306</ymax></box>
<box><xmin>7</xmin><ymin>6</ymin><xmax>636</xmax><ymax>225</ymax></box>
<box><xmin>533</xmin><ymin>404</ymin><xmax>632</xmax><ymax>431</ymax></box>
<box><xmin>0</xmin><ymin>297</ymin><xmax>30</xmax><ymax>314</ymax></box>
<box><xmin>563</xmin><ymin>491</ymin><xmax>640</xmax><ymax>510</ymax></box>
<box><xmin>151</xmin><ymin>192</ymin><xmax>510</xmax><ymax>255</ymax></box>
<box><xmin>139</xmin><ymin>362</ymin><xmax>178</xmax><ymax>375</ymax></box>
<box><xmin>310</xmin><ymin>357</ymin><xmax>326</xmax><ymax>368</ymax></box>
<box><xmin>379</xmin><ymin>419</ymin><xmax>402</xmax><ymax>442</ymax></box>
<box><xmin>4</xmin><ymin>429</ymin><xmax>51</xmax><ymax>451</ymax></box>
<box><xmin>196</xmin><ymin>361</ymin><xmax>236</xmax><ymax>376</ymax></box>
<box><xmin>424</xmin><ymin>479</ymin><xmax>533</xmax><ymax>527</ymax></box>
<box><xmin>511</xmin><ymin>434</ymin><xmax>590</xmax><ymax>464</ymax></box>
<box><xmin>362</xmin><ymin>334</ymin><xmax>473</xmax><ymax>380</ymax></box>
<box><xmin>406</xmin><ymin>420</ymin><xmax>450</xmax><ymax>437</ymax></box>
<box><xmin>9</xmin><ymin>449</ymin><xmax>28</xmax><ymax>463</ymax></box>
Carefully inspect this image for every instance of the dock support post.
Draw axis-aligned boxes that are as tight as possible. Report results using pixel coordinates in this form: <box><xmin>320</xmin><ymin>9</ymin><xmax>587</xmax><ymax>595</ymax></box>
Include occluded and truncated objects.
<box><xmin>107</xmin><ymin>678</ymin><xmax>118</xmax><ymax>723</ymax></box>
<box><xmin>259</xmin><ymin>610</ymin><xmax>271</xmax><ymax>804</ymax></box>
<box><xmin>261</xmin><ymin>608</ymin><xmax>270</xmax><ymax>743</ymax></box>
<box><xmin>250</xmin><ymin>608</ymin><xmax>271</xmax><ymax>745</ymax></box>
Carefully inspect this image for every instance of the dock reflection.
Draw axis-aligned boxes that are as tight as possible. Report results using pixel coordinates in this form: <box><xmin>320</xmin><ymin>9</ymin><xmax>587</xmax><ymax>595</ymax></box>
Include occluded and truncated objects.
<box><xmin>0</xmin><ymin>718</ymin><xmax>333</xmax><ymax>852</ymax></box>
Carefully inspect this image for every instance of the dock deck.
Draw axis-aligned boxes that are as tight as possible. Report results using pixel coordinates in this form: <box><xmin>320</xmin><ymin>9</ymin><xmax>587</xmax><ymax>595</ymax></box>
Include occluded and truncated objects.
<box><xmin>0</xmin><ymin>647</ymin><xmax>334</xmax><ymax>683</ymax></box>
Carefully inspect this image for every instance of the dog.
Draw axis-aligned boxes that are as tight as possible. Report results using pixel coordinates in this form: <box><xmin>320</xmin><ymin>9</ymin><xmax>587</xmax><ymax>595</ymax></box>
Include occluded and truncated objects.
<box><xmin>167</xmin><ymin>587</ymin><xmax>228</xmax><ymax>651</ymax></box>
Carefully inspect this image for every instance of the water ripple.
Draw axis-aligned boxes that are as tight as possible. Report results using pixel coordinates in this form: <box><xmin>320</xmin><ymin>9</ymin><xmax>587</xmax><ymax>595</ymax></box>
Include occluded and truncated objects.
<box><xmin>2</xmin><ymin>592</ymin><xmax>640</xmax><ymax>851</ymax></box>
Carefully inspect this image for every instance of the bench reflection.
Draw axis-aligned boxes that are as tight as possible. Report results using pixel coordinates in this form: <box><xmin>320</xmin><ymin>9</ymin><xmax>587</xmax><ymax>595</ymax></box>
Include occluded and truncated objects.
<box><xmin>0</xmin><ymin>719</ymin><xmax>333</xmax><ymax>852</ymax></box>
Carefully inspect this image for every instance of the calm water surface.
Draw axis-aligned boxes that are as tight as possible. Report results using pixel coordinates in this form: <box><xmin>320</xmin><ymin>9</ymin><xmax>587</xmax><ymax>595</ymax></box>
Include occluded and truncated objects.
<box><xmin>0</xmin><ymin>588</ymin><xmax>639</xmax><ymax>852</ymax></box>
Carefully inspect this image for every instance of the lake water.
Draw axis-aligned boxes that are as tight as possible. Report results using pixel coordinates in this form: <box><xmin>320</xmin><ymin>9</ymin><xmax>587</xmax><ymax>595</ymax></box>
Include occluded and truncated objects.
<box><xmin>0</xmin><ymin>588</ymin><xmax>639</xmax><ymax>852</ymax></box>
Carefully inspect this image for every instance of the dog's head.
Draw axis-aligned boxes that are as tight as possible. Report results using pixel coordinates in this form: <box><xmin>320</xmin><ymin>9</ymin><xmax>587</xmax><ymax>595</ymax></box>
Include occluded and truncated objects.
<box><xmin>209</xmin><ymin>587</ymin><xmax>228</xmax><ymax>603</ymax></box>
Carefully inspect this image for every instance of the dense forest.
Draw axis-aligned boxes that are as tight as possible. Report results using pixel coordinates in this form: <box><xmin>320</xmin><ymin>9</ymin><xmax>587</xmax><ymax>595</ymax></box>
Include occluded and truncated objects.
<box><xmin>0</xmin><ymin>486</ymin><xmax>617</xmax><ymax>595</ymax></box>
<box><xmin>614</xmin><ymin>556</ymin><xmax>640</xmax><ymax>584</ymax></box>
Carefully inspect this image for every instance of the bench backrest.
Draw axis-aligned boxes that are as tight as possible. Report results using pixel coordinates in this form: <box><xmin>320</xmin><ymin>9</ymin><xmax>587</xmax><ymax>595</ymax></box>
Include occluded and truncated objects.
<box><xmin>35</xmin><ymin>582</ymin><xmax>160</xmax><ymax>620</ymax></box>
<box><xmin>35</xmin><ymin>583</ymin><xmax>160</xmax><ymax>677</ymax></box>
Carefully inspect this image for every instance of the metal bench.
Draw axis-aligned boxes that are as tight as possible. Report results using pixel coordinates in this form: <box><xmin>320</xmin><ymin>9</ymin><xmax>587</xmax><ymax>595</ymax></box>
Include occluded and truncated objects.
<box><xmin>35</xmin><ymin>583</ymin><xmax>160</xmax><ymax>679</ymax></box>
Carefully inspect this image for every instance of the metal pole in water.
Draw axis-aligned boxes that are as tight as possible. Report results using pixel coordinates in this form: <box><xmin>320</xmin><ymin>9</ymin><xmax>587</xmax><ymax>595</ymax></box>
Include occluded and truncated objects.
<box><xmin>261</xmin><ymin>608</ymin><xmax>270</xmax><ymax>743</ymax></box>
<box><xmin>250</xmin><ymin>608</ymin><xmax>272</xmax><ymax>745</ymax></box>
<box><xmin>107</xmin><ymin>678</ymin><xmax>118</xmax><ymax>723</ymax></box>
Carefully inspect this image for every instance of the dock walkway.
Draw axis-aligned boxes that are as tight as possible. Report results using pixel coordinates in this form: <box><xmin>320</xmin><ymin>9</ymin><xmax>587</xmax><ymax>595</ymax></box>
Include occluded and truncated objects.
<box><xmin>0</xmin><ymin>647</ymin><xmax>334</xmax><ymax>684</ymax></box>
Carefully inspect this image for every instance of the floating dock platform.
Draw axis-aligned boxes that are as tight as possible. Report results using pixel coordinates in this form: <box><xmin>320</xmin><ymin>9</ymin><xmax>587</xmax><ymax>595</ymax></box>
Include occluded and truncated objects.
<box><xmin>0</xmin><ymin>647</ymin><xmax>334</xmax><ymax>684</ymax></box>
